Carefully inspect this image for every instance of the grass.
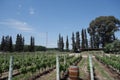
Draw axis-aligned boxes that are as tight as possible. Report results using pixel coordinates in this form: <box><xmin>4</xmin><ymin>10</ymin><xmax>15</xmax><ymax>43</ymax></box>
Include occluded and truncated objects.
<box><xmin>78</xmin><ymin>58</ymin><xmax>85</xmax><ymax>78</ymax></box>
<box><xmin>93</xmin><ymin>59</ymin><xmax>113</xmax><ymax>80</ymax></box>
<box><xmin>78</xmin><ymin>53</ymin><xmax>89</xmax><ymax>79</ymax></box>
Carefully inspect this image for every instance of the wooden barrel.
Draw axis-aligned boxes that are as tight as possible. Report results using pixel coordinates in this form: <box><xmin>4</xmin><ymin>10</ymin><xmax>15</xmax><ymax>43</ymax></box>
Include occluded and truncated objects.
<box><xmin>69</xmin><ymin>66</ymin><xmax>79</xmax><ymax>80</ymax></box>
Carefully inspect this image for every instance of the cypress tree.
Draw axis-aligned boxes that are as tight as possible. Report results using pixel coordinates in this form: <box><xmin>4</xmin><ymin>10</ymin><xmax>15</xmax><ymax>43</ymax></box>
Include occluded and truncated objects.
<box><xmin>15</xmin><ymin>34</ymin><xmax>24</xmax><ymax>52</ymax></box>
<box><xmin>84</xmin><ymin>29</ymin><xmax>88</xmax><ymax>49</ymax></box>
<box><xmin>19</xmin><ymin>34</ymin><xmax>23</xmax><ymax>51</ymax></box>
<box><xmin>58</xmin><ymin>34</ymin><xmax>61</xmax><ymax>51</ymax></box>
<box><xmin>81</xmin><ymin>29</ymin><xmax>85</xmax><ymax>49</ymax></box>
<box><xmin>22</xmin><ymin>37</ymin><xmax>24</xmax><ymax>51</ymax></box>
<box><xmin>66</xmin><ymin>35</ymin><xmax>69</xmax><ymax>51</ymax></box>
<box><xmin>1</xmin><ymin>36</ymin><xmax>13</xmax><ymax>52</ymax></box>
<box><xmin>9</xmin><ymin>36</ymin><xmax>13</xmax><ymax>52</ymax></box>
<box><xmin>61</xmin><ymin>36</ymin><xmax>64</xmax><ymax>51</ymax></box>
<box><xmin>4</xmin><ymin>36</ymin><xmax>10</xmax><ymax>51</ymax></box>
<box><xmin>0</xmin><ymin>36</ymin><xmax>5</xmax><ymax>51</ymax></box>
<box><xmin>72</xmin><ymin>32</ymin><xmax>76</xmax><ymax>52</ymax></box>
<box><xmin>29</xmin><ymin>36</ymin><xmax>35</xmax><ymax>52</ymax></box>
<box><xmin>57</xmin><ymin>34</ymin><xmax>64</xmax><ymax>51</ymax></box>
<box><xmin>15</xmin><ymin>34</ymin><xmax>19</xmax><ymax>51</ymax></box>
<box><xmin>32</xmin><ymin>37</ymin><xmax>35</xmax><ymax>51</ymax></box>
<box><xmin>76</xmin><ymin>31</ymin><xmax>80</xmax><ymax>52</ymax></box>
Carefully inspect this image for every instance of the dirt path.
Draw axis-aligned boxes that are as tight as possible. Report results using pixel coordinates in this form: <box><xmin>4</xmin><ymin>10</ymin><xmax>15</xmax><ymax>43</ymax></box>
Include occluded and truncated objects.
<box><xmin>36</xmin><ymin>69</ymin><xmax>56</xmax><ymax>80</ymax></box>
<box><xmin>0</xmin><ymin>69</ymin><xmax>20</xmax><ymax>80</ymax></box>
<box><xmin>80</xmin><ymin>52</ymin><xmax>119</xmax><ymax>80</ymax></box>
<box><xmin>78</xmin><ymin>53</ymin><xmax>90</xmax><ymax>80</ymax></box>
<box><xmin>93</xmin><ymin>57</ymin><xmax>119</xmax><ymax>80</ymax></box>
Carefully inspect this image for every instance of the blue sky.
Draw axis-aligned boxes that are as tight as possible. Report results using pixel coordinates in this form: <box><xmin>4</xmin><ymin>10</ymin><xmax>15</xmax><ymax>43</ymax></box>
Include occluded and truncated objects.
<box><xmin>0</xmin><ymin>0</ymin><xmax>120</xmax><ymax>48</ymax></box>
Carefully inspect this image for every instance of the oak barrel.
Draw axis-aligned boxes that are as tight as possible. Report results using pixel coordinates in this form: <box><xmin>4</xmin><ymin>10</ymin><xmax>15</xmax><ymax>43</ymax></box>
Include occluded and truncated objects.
<box><xmin>69</xmin><ymin>66</ymin><xmax>79</xmax><ymax>80</ymax></box>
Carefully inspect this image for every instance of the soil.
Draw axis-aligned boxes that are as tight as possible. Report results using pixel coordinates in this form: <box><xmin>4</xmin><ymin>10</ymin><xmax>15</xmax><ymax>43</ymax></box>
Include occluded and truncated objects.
<box><xmin>36</xmin><ymin>69</ymin><xmax>56</xmax><ymax>80</ymax></box>
<box><xmin>0</xmin><ymin>69</ymin><xmax>20</xmax><ymax>80</ymax></box>
<box><xmin>93</xmin><ymin>56</ymin><xmax>120</xmax><ymax>80</ymax></box>
<box><xmin>78</xmin><ymin>53</ymin><xmax>90</xmax><ymax>80</ymax></box>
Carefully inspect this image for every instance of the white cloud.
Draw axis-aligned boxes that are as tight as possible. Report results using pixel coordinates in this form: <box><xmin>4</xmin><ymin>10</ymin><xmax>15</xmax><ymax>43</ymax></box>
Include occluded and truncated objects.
<box><xmin>0</xmin><ymin>19</ymin><xmax>33</xmax><ymax>32</ymax></box>
<box><xmin>29</xmin><ymin>8</ymin><xmax>35</xmax><ymax>15</ymax></box>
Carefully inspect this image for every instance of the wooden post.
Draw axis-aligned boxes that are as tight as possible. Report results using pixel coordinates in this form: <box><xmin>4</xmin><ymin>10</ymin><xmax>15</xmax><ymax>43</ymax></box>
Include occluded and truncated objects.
<box><xmin>8</xmin><ymin>56</ymin><xmax>13</xmax><ymax>80</ymax></box>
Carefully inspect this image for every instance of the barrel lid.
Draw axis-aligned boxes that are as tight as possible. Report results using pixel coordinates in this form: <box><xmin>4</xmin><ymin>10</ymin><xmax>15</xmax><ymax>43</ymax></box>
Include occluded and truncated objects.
<box><xmin>69</xmin><ymin>66</ymin><xmax>79</xmax><ymax>68</ymax></box>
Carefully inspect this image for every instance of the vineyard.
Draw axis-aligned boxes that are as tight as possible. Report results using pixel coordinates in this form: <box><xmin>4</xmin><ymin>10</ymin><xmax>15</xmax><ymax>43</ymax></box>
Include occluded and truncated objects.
<box><xmin>0</xmin><ymin>51</ymin><xmax>120</xmax><ymax>80</ymax></box>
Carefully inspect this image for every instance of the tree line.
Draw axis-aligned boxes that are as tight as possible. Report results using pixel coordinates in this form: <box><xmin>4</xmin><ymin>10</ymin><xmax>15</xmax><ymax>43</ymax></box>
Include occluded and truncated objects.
<box><xmin>88</xmin><ymin>16</ymin><xmax>120</xmax><ymax>48</ymax></box>
<box><xmin>57</xmin><ymin>29</ymin><xmax>88</xmax><ymax>52</ymax></box>
<box><xmin>57</xmin><ymin>16</ymin><xmax>120</xmax><ymax>52</ymax></box>
<box><xmin>0</xmin><ymin>34</ymin><xmax>46</xmax><ymax>52</ymax></box>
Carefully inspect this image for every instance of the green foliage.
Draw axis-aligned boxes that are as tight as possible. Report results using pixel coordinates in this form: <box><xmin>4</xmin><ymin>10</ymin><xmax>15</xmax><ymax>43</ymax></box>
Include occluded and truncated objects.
<box><xmin>76</xmin><ymin>31</ymin><xmax>80</xmax><ymax>51</ymax></box>
<box><xmin>0</xmin><ymin>36</ymin><xmax>13</xmax><ymax>52</ymax></box>
<box><xmin>0</xmin><ymin>34</ymin><xmax>47</xmax><ymax>52</ymax></box>
<box><xmin>20</xmin><ymin>65</ymin><xmax>27</xmax><ymax>74</ymax></box>
<box><xmin>35</xmin><ymin>46</ymin><xmax>46</xmax><ymax>51</ymax></box>
<box><xmin>0</xmin><ymin>65</ymin><xmax>3</xmax><ymax>77</ymax></box>
<box><xmin>71</xmin><ymin>32</ymin><xmax>77</xmax><ymax>52</ymax></box>
<box><xmin>60</xmin><ymin>64</ymin><xmax>67</xmax><ymax>72</ymax></box>
<box><xmin>66</xmin><ymin>35</ymin><xmax>69</xmax><ymax>51</ymax></box>
<box><xmin>0</xmin><ymin>36</ymin><xmax>5</xmax><ymax>51</ymax></box>
<box><xmin>29</xmin><ymin>65</ymin><xmax>37</xmax><ymax>73</ymax></box>
<box><xmin>104</xmin><ymin>40</ymin><xmax>120</xmax><ymax>53</ymax></box>
<box><xmin>96</xmin><ymin>55</ymin><xmax>120</xmax><ymax>71</ymax></box>
<box><xmin>58</xmin><ymin>34</ymin><xmax>64</xmax><ymax>51</ymax></box>
<box><xmin>88</xmin><ymin>16</ymin><xmax>120</xmax><ymax>48</ymax></box>
<box><xmin>15</xmin><ymin>34</ymin><xmax>24</xmax><ymax>52</ymax></box>
<box><xmin>81</xmin><ymin>29</ymin><xmax>88</xmax><ymax>50</ymax></box>
<box><xmin>29</xmin><ymin>36</ymin><xmax>35</xmax><ymax>52</ymax></box>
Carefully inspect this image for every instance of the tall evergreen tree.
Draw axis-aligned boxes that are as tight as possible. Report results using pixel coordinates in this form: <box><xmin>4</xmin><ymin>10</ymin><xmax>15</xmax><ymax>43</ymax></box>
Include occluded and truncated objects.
<box><xmin>66</xmin><ymin>35</ymin><xmax>69</xmax><ymax>51</ymax></box>
<box><xmin>61</xmin><ymin>36</ymin><xmax>64</xmax><ymax>51</ymax></box>
<box><xmin>15</xmin><ymin>34</ymin><xmax>24</xmax><ymax>52</ymax></box>
<box><xmin>0</xmin><ymin>36</ymin><xmax>13</xmax><ymax>52</ymax></box>
<box><xmin>72</xmin><ymin>32</ymin><xmax>76</xmax><ymax>52</ymax></box>
<box><xmin>4</xmin><ymin>36</ymin><xmax>10</xmax><ymax>51</ymax></box>
<box><xmin>57</xmin><ymin>34</ymin><xmax>64</xmax><ymax>51</ymax></box>
<box><xmin>58</xmin><ymin>34</ymin><xmax>61</xmax><ymax>50</ymax></box>
<box><xmin>84</xmin><ymin>29</ymin><xmax>88</xmax><ymax>49</ymax></box>
<box><xmin>76</xmin><ymin>31</ymin><xmax>80</xmax><ymax>51</ymax></box>
<box><xmin>81</xmin><ymin>29</ymin><xmax>88</xmax><ymax>50</ymax></box>
<box><xmin>22</xmin><ymin>37</ymin><xmax>24</xmax><ymax>51</ymax></box>
<box><xmin>29</xmin><ymin>36</ymin><xmax>35</xmax><ymax>52</ymax></box>
<box><xmin>9</xmin><ymin>36</ymin><xmax>13</xmax><ymax>52</ymax></box>
<box><xmin>0</xmin><ymin>36</ymin><xmax>5</xmax><ymax>51</ymax></box>
<box><xmin>15</xmin><ymin>34</ymin><xmax>19</xmax><ymax>51</ymax></box>
<box><xmin>81</xmin><ymin>29</ymin><xmax>85</xmax><ymax>49</ymax></box>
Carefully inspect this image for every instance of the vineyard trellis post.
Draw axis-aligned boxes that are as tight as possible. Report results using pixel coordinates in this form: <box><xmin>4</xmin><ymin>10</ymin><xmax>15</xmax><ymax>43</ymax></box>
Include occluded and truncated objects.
<box><xmin>89</xmin><ymin>55</ymin><xmax>94</xmax><ymax>80</ymax></box>
<box><xmin>8</xmin><ymin>56</ymin><xmax>13</xmax><ymax>80</ymax></box>
<box><xmin>56</xmin><ymin>53</ymin><xmax>60</xmax><ymax>80</ymax></box>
